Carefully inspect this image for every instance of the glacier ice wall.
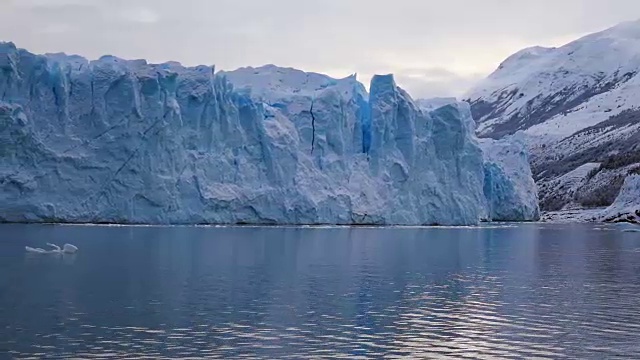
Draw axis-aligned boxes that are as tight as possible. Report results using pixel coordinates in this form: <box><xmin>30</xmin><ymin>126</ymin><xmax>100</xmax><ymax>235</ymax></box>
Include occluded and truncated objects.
<box><xmin>415</xmin><ymin>99</ymin><xmax>540</xmax><ymax>222</ymax></box>
<box><xmin>601</xmin><ymin>175</ymin><xmax>640</xmax><ymax>223</ymax></box>
<box><xmin>479</xmin><ymin>132</ymin><xmax>540</xmax><ymax>221</ymax></box>
<box><xmin>0</xmin><ymin>42</ymin><xmax>527</xmax><ymax>225</ymax></box>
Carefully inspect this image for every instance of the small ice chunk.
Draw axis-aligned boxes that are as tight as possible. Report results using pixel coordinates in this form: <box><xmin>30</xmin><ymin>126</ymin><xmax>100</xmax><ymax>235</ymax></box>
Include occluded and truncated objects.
<box><xmin>25</xmin><ymin>243</ymin><xmax>78</xmax><ymax>254</ymax></box>
<box><xmin>63</xmin><ymin>244</ymin><xmax>78</xmax><ymax>254</ymax></box>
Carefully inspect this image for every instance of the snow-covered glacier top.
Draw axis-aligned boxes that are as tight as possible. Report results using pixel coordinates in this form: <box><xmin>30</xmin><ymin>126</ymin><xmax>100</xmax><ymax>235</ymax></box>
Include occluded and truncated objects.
<box><xmin>219</xmin><ymin>65</ymin><xmax>363</xmax><ymax>103</ymax></box>
<box><xmin>415</xmin><ymin>97</ymin><xmax>458</xmax><ymax>112</ymax></box>
<box><xmin>0</xmin><ymin>42</ymin><xmax>538</xmax><ymax>225</ymax></box>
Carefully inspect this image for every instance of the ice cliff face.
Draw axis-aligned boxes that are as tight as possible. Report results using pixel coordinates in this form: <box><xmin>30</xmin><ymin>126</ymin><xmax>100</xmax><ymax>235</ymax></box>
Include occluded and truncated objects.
<box><xmin>0</xmin><ymin>43</ymin><xmax>512</xmax><ymax>225</ymax></box>
<box><xmin>414</xmin><ymin>100</ymin><xmax>540</xmax><ymax>222</ymax></box>
<box><xmin>479</xmin><ymin>133</ymin><xmax>540</xmax><ymax>221</ymax></box>
<box><xmin>601</xmin><ymin>175</ymin><xmax>640</xmax><ymax>224</ymax></box>
<box><xmin>414</xmin><ymin>99</ymin><xmax>539</xmax><ymax>221</ymax></box>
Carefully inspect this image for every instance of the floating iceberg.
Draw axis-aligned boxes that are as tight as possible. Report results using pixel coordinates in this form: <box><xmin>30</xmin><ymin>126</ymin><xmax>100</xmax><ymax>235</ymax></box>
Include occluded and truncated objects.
<box><xmin>0</xmin><ymin>43</ymin><xmax>538</xmax><ymax>225</ymax></box>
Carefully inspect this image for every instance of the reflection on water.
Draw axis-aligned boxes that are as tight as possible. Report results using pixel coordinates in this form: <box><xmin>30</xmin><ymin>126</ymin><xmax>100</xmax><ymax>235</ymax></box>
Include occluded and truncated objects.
<box><xmin>1</xmin><ymin>223</ymin><xmax>640</xmax><ymax>358</ymax></box>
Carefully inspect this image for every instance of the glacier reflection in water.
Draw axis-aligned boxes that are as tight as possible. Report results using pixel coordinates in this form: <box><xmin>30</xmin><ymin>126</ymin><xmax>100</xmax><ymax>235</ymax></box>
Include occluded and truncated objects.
<box><xmin>1</xmin><ymin>223</ymin><xmax>640</xmax><ymax>358</ymax></box>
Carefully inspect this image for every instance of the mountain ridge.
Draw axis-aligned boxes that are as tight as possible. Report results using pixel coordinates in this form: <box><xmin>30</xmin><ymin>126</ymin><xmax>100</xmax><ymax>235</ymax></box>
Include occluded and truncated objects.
<box><xmin>466</xmin><ymin>19</ymin><xmax>640</xmax><ymax>214</ymax></box>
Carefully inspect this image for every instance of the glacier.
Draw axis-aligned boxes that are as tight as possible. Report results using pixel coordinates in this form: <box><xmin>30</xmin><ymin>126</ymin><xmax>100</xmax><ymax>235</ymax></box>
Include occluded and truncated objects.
<box><xmin>0</xmin><ymin>42</ymin><xmax>538</xmax><ymax>225</ymax></box>
<box><xmin>601</xmin><ymin>175</ymin><xmax>640</xmax><ymax>224</ymax></box>
<box><xmin>413</xmin><ymin>100</ymin><xmax>540</xmax><ymax>222</ymax></box>
<box><xmin>479</xmin><ymin>133</ymin><xmax>540</xmax><ymax>221</ymax></box>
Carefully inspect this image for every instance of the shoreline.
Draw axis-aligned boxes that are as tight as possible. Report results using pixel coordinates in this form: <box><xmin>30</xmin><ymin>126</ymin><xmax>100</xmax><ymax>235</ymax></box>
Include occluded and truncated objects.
<box><xmin>2</xmin><ymin>209</ymin><xmax>637</xmax><ymax>227</ymax></box>
<box><xmin>0</xmin><ymin>220</ymin><xmax>528</xmax><ymax>229</ymax></box>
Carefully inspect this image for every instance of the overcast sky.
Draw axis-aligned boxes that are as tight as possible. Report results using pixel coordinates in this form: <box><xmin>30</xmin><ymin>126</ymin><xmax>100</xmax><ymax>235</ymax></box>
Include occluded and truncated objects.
<box><xmin>1</xmin><ymin>0</ymin><xmax>639</xmax><ymax>98</ymax></box>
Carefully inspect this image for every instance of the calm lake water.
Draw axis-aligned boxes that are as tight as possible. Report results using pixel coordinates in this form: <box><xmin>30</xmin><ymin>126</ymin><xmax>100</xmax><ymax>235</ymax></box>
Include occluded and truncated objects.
<box><xmin>1</xmin><ymin>223</ymin><xmax>640</xmax><ymax>359</ymax></box>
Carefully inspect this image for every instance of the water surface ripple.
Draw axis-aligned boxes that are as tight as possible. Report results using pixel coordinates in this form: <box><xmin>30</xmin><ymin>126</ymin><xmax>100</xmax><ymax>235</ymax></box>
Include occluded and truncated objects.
<box><xmin>1</xmin><ymin>223</ymin><xmax>640</xmax><ymax>358</ymax></box>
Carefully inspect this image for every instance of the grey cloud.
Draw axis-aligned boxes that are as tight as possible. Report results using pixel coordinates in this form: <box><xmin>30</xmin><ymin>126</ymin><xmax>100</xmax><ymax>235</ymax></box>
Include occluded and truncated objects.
<box><xmin>386</xmin><ymin>69</ymin><xmax>485</xmax><ymax>99</ymax></box>
<box><xmin>119</xmin><ymin>7</ymin><xmax>160</xmax><ymax>24</ymax></box>
<box><xmin>1</xmin><ymin>0</ymin><xmax>639</xmax><ymax>97</ymax></box>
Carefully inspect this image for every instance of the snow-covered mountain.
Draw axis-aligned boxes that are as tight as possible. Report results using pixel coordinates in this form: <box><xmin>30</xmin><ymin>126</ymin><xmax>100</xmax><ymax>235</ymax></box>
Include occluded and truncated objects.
<box><xmin>0</xmin><ymin>42</ymin><xmax>539</xmax><ymax>225</ymax></box>
<box><xmin>466</xmin><ymin>19</ymin><xmax>640</xmax><ymax>212</ymax></box>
